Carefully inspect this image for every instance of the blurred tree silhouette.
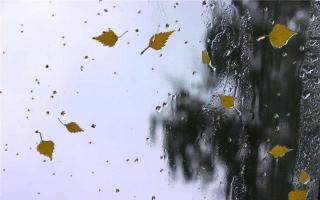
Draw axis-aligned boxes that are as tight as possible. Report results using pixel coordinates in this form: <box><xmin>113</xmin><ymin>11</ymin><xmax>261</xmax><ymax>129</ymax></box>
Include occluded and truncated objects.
<box><xmin>150</xmin><ymin>1</ymin><xmax>319</xmax><ymax>199</ymax></box>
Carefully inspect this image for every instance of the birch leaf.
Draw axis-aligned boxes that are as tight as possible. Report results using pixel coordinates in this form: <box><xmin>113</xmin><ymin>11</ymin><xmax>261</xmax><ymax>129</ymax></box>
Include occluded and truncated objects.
<box><xmin>65</xmin><ymin>122</ymin><xmax>84</xmax><ymax>133</ymax></box>
<box><xmin>269</xmin><ymin>145</ymin><xmax>292</xmax><ymax>158</ymax></box>
<box><xmin>269</xmin><ymin>24</ymin><xmax>296</xmax><ymax>48</ymax></box>
<box><xmin>141</xmin><ymin>31</ymin><xmax>174</xmax><ymax>55</ymax></box>
<box><xmin>37</xmin><ymin>140</ymin><xmax>55</xmax><ymax>160</ymax></box>
<box><xmin>299</xmin><ymin>170</ymin><xmax>310</xmax><ymax>184</ymax></box>
<box><xmin>202</xmin><ymin>50</ymin><xmax>211</xmax><ymax>64</ymax></box>
<box><xmin>288</xmin><ymin>189</ymin><xmax>309</xmax><ymax>200</ymax></box>
<box><xmin>219</xmin><ymin>95</ymin><xmax>235</xmax><ymax>108</ymax></box>
<box><xmin>93</xmin><ymin>29</ymin><xmax>128</xmax><ymax>47</ymax></box>
<box><xmin>58</xmin><ymin>118</ymin><xmax>84</xmax><ymax>133</ymax></box>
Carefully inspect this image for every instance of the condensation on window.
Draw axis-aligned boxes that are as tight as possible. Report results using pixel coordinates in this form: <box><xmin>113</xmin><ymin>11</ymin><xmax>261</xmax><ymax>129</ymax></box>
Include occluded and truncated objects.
<box><xmin>1</xmin><ymin>1</ymin><xmax>319</xmax><ymax>200</ymax></box>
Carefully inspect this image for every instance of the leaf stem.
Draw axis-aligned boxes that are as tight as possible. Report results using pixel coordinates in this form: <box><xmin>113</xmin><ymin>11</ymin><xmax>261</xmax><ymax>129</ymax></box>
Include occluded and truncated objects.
<box><xmin>223</xmin><ymin>68</ymin><xmax>230</xmax><ymax>92</ymax></box>
<box><xmin>234</xmin><ymin>77</ymin><xmax>239</xmax><ymax>97</ymax></box>
<box><xmin>58</xmin><ymin>118</ymin><xmax>65</xmax><ymax>126</ymax></box>
<box><xmin>38</xmin><ymin>131</ymin><xmax>43</xmax><ymax>141</ymax></box>
<box><xmin>118</xmin><ymin>30</ymin><xmax>128</xmax><ymax>38</ymax></box>
<box><xmin>233</xmin><ymin>107</ymin><xmax>242</xmax><ymax>116</ymax></box>
<box><xmin>256</xmin><ymin>35</ymin><xmax>268</xmax><ymax>42</ymax></box>
<box><xmin>140</xmin><ymin>46</ymin><xmax>149</xmax><ymax>55</ymax></box>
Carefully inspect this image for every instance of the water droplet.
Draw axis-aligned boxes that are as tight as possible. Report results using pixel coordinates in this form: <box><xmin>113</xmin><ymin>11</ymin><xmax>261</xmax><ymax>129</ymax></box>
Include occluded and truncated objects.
<box><xmin>302</xmin><ymin>91</ymin><xmax>311</xmax><ymax>100</ymax></box>
<box><xmin>155</xmin><ymin>106</ymin><xmax>162</xmax><ymax>112</ymax></box>
<box><xmin>299</xmin><ymin>46</ymin><xmax>305</xmax><ymax>51</ymax></box>
<box><xmin>299</xmin><ymin>72</ymin><xmax>305</xmax><ymax>79</ymax></box>
<box><xmin>311</xmin><ymin>56</ymin><xmax>319</xmax><ymax>63</ymax></box>
<box><xmin>309</xmin><ymin>40</ymin><xmax>318</xmax><ymax>47</ymax></box>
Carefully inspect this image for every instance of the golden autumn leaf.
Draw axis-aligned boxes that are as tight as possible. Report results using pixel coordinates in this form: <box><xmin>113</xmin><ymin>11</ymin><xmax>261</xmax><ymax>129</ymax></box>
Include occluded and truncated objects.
<box><xmin>269</xmin><ymin>145</ymin><xmax>292</xmax><ymax>158</ymax></box>
<box><xmin>268</xmin><ymin>24</ymin><xmax>296</xmax><ymax>48</ymax></box>
<box><xmin>65</xmin><ymin>122</ymin><xmax>84</xmax><ymax>133</ymax></box>
<box><xmin>93</xmin><ymin>29</ymin><xmax>128</xmax><ymax>47</ymax></box>
<box><xmin>202</xmin><ymin>50</ymin><xmax>211</xmax><ymax>65</ymax></box>
<box><xmin>37</xmin><ymin>140</ymin><xmax>55</xmax><ymax>160</ymax></box>
<box><xmin>140</xmin><ymin>31</ymin><xmax>174</xmax><ymax>55</ymax></box>
<box><xmin>219</xmin><ymin>95</ymin><xmax>235</xmax><ymax>108</ymax></box>
<box><xmin>299</xmin><ymin>170</ymin><xmax>310</xmax><ymax>184</ymax></box>
<box><xmin>288</xmin><ymin>189</ymin><xmax>309</xmax><ymax>200</ymax></box>
<box><xmin>58</xmin><ymin>118</ymin><xmax>84</xmax><ymax>133</ymax></box>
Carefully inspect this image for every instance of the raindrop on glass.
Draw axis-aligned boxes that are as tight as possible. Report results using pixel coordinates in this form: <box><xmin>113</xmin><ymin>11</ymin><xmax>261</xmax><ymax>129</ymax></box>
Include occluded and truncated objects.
<box><xmin>155</xmin><ymin>106</ymin><xmax>162</xmax><ymax>112</ymax></box>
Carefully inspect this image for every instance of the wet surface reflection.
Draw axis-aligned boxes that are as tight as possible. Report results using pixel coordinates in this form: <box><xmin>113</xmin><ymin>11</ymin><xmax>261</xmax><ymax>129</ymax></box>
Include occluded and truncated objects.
<box><xmin>151</xmin><ymin>1</ymin><xmax>320</xmax><ymax>199</ymax></box>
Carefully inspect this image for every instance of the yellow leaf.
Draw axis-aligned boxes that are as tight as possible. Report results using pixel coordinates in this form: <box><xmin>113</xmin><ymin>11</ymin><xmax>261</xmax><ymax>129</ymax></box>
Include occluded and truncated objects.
<box><xmin>37</xmin><ymin>140</ymin><xmax>55</xmax><ymax>160</ymax></box>
<box><xmin>149</xmin><ymin>31</ymin><xmax>174</xmax><ymax>50</ymax></box>
<box><xmin>288</xmin><ymin>189</ymin><xmax>309</xmax><ymax>200</ymax></box>
<box><xmin>140</xmin><ymin>31</ymin><xmax>174</xmax><ymax>55</ymax></box>
<box><xmin>299</xmin><ymin>170</ymin><xmax>310</xmax><ymax>184</ymax></box>
<box><xmin>219</xmin><ymin>95</ymin><xmax>235</xmax><ymax>108</ymax></box>
<box><xmin>269</xmin><ymin>145</ymin><xmax>292</xmax><ymax>158</ymax></box>
<box><xmin>268</xmin><ymin>24</ymin><xmax>296</xmax><ymax>48</ymax></box>
<box><xmin>202</xmin><ymin>50</ymin><xmax>211</xmax><ymax>65</ymax></box>
<box><xmin>93</xmin><ymin>29</ymin><xmax>128</xmax><ymax>47</ymax></box>
<box><xmin>65</xmin><ymin>122</ymin><xmax>84</xmax><ymax>133</ymax></box>
<box><xmin>58</xmin><ymin>118</ymin><xmax>84</xmax><ymax>133</ymax></box>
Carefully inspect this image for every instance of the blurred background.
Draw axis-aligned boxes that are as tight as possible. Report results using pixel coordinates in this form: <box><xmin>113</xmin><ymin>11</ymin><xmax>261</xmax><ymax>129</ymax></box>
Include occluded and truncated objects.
<box><xmin>1</xmin><ymin>0</ymin><xmax>319</xmax><ymax>200</ymax></box>
<box><xmin>0</xmin><ymin>0</ymin><xmax>216</xmax><ymax>199</ymax></box>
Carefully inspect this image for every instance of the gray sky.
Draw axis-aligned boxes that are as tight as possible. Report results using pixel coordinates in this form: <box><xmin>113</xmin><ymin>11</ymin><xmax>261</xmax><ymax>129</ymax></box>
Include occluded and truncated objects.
<box><xmin>0</xmin><ymin>0</ymin><xmax>226</xmax><ymax>199</ymax></box>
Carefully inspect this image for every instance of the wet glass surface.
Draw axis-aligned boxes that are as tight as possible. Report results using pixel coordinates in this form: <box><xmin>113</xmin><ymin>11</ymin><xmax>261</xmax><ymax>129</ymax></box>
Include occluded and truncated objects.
<box><xmin>1</xmin><ymin>0</ymin><xmax>319</xmax><ymax>200</ymax></box>
<box><xmin>151</xmin><ymin>1</ymin><xmax>320</xmax><ymax>199</ymax></box>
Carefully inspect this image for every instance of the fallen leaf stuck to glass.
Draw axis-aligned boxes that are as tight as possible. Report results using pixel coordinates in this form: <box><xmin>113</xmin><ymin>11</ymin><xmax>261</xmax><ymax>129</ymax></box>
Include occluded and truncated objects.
<box><xmin>140</xmin><ymin>31</ymin><xmax>174</xmax><ymax>55</ymax></box>
<box><xmin>66</xmin><ymin>122</ymin><xmax>83</xmax><ymax>133</ymax></box>
<box><xmin>202</xmin><ymin>50</ymin><xmax>211</xmax><ymax>65</ymax></box>
<box><xmin>299</xmin><ymin>170</ymin><xmax>310</xmax><ymax>184</ymax></box>
<box><xmin>36</xmin><ymin>131</ymin><xmax>54</xmax><ymax>160</ymax></box>
<box><xmin>288</xmin><ymin>189</ymin><xmax>309</xmax><ymax>200</ymax></box>
<box><xmin>37</xmin><ymin>140</ymin><xmax>55</xmax><ymax>160</ymax></box>
<box><xmin>58</xmin><ymin>118</ymin><xmax>84</xmax><ymax>133</ymax></box>
<box><xmin>93</xmin><ymin>29</ymin><xmax>128</xmax><ymax>47</ymax></box>
<box><xmin>269</xmin><ymin>145</ymin><xmax>292</xmax><ymax>158</ymax></box>
<box><xmin>219</xmin><ymin>95</ymin><xmax>235</xmax><ymax>108</ymax></box>
<box><xmin>269</xmin><ymin>24</ymin><xmax>296</xmax><ymax>48</ymax></box>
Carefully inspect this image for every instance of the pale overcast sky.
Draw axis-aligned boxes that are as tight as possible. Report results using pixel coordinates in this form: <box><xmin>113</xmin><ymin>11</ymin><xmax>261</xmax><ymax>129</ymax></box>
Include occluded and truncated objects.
<box><xmin>0</xmin><ymin>0</ymin><xmax>228</xmax><ymax>199</ymax></box>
